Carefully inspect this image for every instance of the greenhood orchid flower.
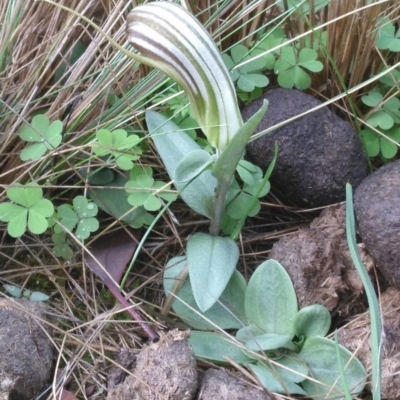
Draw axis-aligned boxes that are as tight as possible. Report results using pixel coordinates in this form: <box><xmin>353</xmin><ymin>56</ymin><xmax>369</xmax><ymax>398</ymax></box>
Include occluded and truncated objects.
<box><xmin>127</xmin><ymin>2</ymin><xmax>243</xmax><ymax>150</ymax></box>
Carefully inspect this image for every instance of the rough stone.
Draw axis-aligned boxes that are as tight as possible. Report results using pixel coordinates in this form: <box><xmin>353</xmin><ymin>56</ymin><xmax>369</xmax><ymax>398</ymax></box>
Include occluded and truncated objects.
<box><xmin>354</xmin><ymin>159</ymin><xmax>400</xmax><ymax>287</ymax></box>
<box><xmin>243</xmin><ymin>88</ymin><xmax>369</xmax><ymax>207</ymax></box>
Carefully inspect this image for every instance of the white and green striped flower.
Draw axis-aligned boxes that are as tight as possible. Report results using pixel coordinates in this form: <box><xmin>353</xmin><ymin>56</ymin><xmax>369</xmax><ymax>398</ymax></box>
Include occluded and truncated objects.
<box><xmin>127</xmin><ymin>2</ymin><xmax>243</xmax><ymax>150</ymax></box>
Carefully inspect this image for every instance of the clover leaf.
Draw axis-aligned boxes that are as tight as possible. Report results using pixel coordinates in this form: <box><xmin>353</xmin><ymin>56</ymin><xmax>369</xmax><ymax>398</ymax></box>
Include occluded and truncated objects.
<box><xmin>125</xmin><ymin>166</ymin><xmax>177</xmax><ymax>212</ymax></box>
<box><xmin>0</xmin><ymin>183</ymin><xmax>54</xmax><ymax>237</ymax></box>
<box><xmin>92</xmin><ymin>128</ymin><xmax>142</xmax><ymax>170</ymax></box>
<box><xmin>360</xmin><ymin>127</ymin><xmax>400</xmax><ymax>159</ymax></box>
<box><xmin>19</xmin><ymin>115</ymin><xmax>63</xmax><ymax>161</ymax></box>
<box><xmin>54</xmin><ymin>196</ymin><xmax>99</xmax><ymax>240</ymax></box>
<box><xmin>376</xmin><ymin>18</ymin><xmax>400</xmax><ymax>52</ymax></box>
<box><xmin>274</xmin><ymin>46</ymin><xmax>323</xmax><ymax>90</ymax></box>
<box><xmin>222</xmin><ymin>44</ymin><xmax>269</xmax><ymax>93</ymax></box>
<box><xmin>362</xmin><ymin>90</ymin><xmax>400</xmax><ymax>130</ymax></box>
<box><xmin>52</xmin><ymin>231</ymin><xmax>74</xmax><ymax>260</ymax></box>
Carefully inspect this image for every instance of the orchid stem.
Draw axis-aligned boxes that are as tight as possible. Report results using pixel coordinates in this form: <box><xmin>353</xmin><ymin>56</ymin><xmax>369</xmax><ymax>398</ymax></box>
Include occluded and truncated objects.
<box><xmin>209</xmin><ymin>177</ymin><xmax>231</xmax><ymax>236</ymax></box>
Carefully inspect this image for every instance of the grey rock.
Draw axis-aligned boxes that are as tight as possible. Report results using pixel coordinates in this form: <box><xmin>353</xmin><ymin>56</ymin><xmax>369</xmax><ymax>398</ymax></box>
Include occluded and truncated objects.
<box><xmin>354</xmin><ymin>159</ymin><xmax>400</xmax><ymax>287</ymax></box>
<box><xmin>244</xmin><ymin>88</ymin><xmax>369</xmax><ymax>207</ymax></box>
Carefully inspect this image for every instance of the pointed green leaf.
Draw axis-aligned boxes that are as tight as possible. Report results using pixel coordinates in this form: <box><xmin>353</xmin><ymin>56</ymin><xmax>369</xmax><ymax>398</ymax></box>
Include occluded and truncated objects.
<box><xmin>175</xmin><ymin>150</ymin><xmax>215</xmax><ymax>183</ymax></box>
<box><xmin>187</xmin><ymin>233</ymin><xmax>239</xmax><ymax>312</ymax></box>
<box><xmin>147</xmin><ymin>111</ymin><xmax>217</xmax><ymax>218</ymax></box>
<box><xmin>212</xmin><ymin>100</ymin><xmax>268</xmax><ymax>181</ymax></box>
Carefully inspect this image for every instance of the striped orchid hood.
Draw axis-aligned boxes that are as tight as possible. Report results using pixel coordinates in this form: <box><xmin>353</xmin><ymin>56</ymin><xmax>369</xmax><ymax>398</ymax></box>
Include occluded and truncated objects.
<box><xmin>127</xmin><ymin>2</ymin><xmax>243</xmax><ymax>150</ymax></box>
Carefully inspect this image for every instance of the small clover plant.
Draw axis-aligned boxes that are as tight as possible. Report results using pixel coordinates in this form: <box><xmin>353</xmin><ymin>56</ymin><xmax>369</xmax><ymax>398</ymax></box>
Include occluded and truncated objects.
<box><xmin>274</xmin><ymin>46</ymin><xmax>323</xmax><ymax>90</ymax></box>
<box><xmin>0</xmin><ymin>183</ymin><xmax>54</xmax><ymax>237</ymax></box>
<box><xmin>125</xmin><ymin>166</ymin><xmax>178</xmax><ymax>212</ymax></box>
<box><xmin>360</xmin><ymin>18</ymin><xmax>400</xmax><ymax>160</ymax></box>
<box><xmin>360</xmin><ymin>90</ymin><xmax>400</xmax><ymax>160</ymax></box>
<box><xmin>19</xmin><ymin>114</ymin><xmax>63</xmax><ymax>161</ymax></box>
<box><xmin>164</xmin><ymin>258</ymin><xmax>366</xmax><ymax>398</ymax></box>
<box><xmin>54</xmin><ymin>196</ymin><xmax>99</xmax><ymax>240</ymax></box>
<box><xmin>222</xmin><ymin>44</ymin><xmax>269</xmax><ymax>100</ymax></box>
<box><xmin>92</xmin><ymin>128</ymin><xmax>142</xmax><ymax>170</ymax></box>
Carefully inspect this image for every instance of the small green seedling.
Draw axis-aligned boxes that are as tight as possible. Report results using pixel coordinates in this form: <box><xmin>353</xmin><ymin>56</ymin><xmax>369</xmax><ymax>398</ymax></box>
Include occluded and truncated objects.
<box><xmin>92</xmin><ymin>128</ymin><xmax>142</xmax><ymax>170</ymax></box>
<box><xmin>4</xmin><ymin>284</ymin><xmax>49</xmax><ymax>302</ymax></box>
<box><xmin>125</xmin><ymin>166</ymin><xmax>177</xmax><ymax>212</ymax></box>
<box><xmin>19</xmin><ymin>114</ymin><xmax>63</xmax><ymax>161</ymax></box>
<box><xmin>54</xmin><ymin>195</ymin><xmax>99</xmax><ymax>240</ymax></box>
<box><xmin>0</xmin><ymin>183</ymin><xmax>54</xmax><ymax>237</ymax></box>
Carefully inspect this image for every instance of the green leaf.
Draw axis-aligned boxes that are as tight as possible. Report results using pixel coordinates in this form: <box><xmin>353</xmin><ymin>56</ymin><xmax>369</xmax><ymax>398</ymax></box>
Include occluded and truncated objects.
<box><xmin>236</xmin><ymin>160</ymin><xmax>263</xmax><ymax>185</ymax></box>
<box><xmin>367</xmin><ymin>110</ymin><xmax>394</xmax><ymax>130</ymax></box>
<box><xmin>226</xmin><ymin>192</ymin><xmax>260</xmax><ymax>219</ymax></box>
<box><xmin>88</xmin><ymin>170</ymin><xmax>147</xmax><ymax>227</ymax></box>
<box><xmin>187</xmin><ymin>233</ymin><xmax>239</xmax><ymax>312</ymax></box>
<box><xmin>7</xmin><ymin>210</ymin><xmax>28</xmax><ymax>238</ymax></box>
<box><xmin>249</xmin><ymin>363</ymin><xmax>307</xmax><ymax>395</ymax></box>
<box><xmin>297</xmin><ymin>48</ymin><xmax>323</xmax><ymax>72</ymax></box>
<box><xmin>361</xmin><ymin>90</ymin><xmax>382</xmax><ymax>107</ymax></box>
<box><xmin>147</xmin><ymin>111</ymin><xmax>217</xmax><ymax>218</ymax></box>
<box><xmin>56</xmin><ymin>205</ymin><xmax>79</xmax><ymax>232</ymax></box>
<box><xmin>4</xmin><ymin>285</ymin><xmax>22</xmax><ymax>298</ymax></box>
<box><xmin>19</xmin><ymin>115</ymin><xmax>63</xmax><ymax>160</ymax></box>
<box><xmin>7</xmin><ymin>184</ymin><xmax>43</xmax><ymax>207</ymax></box>
<box><xmin>380</xmin><ymin>136</ymin><xmax>398</xmax><ymax>159</ymax></box>
<box><xmin>299</xmin><ymin>337</ymin><xmax>366</xmax><ymax>399</ymax></box>
<box><xmin>294</xmin><ymin>304</ymin><xmax>331</xmax><ymax>338</ymax></box>
<box><xmin>163</xmin><ymin>256</ymin><xmax>247</xmax><ymax>330</ymax></box>
<box><xmin>29</xmin><ymin>291</ymin><xmax>49</xmax><ymax>301</ymax></box>
<box><xmin>188</xmin><ymin>331</ymin><xmax>252</xmax><ymax>365</ymax></box>
<box><xmin>175</xmin><ymin>150</ymin><xmax>215</xmax><ymax>183</ymax></box>
<box><xmin>28</xmin><ymin>208</ymin><xmax>50</xmax><ymax>234</ymax></box>
<box><xmin>245</xmin><ymin>259</ymin><xmax>297</xmax><ymax>334</ymax></box>
<box><xmin>0</xmin><ymin>184</ymin><xmax>54</xmax><ymax>237</ymax></box>
<box><xmin>245</xmin><ymin>333</ymin><xmax>293</xmax><ymax>352</ymax></box>
<box><xmin>360</xmin><ymin>129</ymin><xmax>380</xmax><ymax>157</ymax></box>
<box><xmin>212</xmin><ymin>100</ymin><xmax>268</xmax><ymax>181</ymax></box>
<box><xmin>274</xmin><ymin>46</ymin><xmax>320</xmax><ymax>90</ymax></box>
<box><xmin>237</xmin><ymin>74</ymin><xmax>269</xmax><ymax>92</ymax></box>
<box><xmin>75</xmin><ymin>217</ymin><xmax>99</xmax><ymax>240</ymax></box>
<box><xmin>73</xmin><ymin>196</ymin><xmax>98</xmax><ymax>218</ymax></box>
<box><xmin>376</xmin><ymin>18</ymin><xmax>400</xmax><ymax>52</ymax></box>
<box><xmin>0</xmin><ymin>203</ymin><xmax>25</xmax><ymax>222</ymax></box>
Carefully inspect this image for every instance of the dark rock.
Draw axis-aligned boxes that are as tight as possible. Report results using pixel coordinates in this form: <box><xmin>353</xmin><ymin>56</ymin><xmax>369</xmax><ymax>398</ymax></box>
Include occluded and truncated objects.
<box><xmin>107</xmin><ymin>330</ymin><xmax>198</xmax><ymax>400</ymax></box>
<box><xmin>354</xmin><ymin>160</ymin><xmax>400</xmax><ymax>287</ymax></box>
<box><xmin>243</xmin><ymin>88</ymin><xmax>369</xmax><ymax>207</ymax></box>
<box><xmin>0</xmin><ymin>299</ymin><xmax>53</xmax><ymax>400</ymax></box>
<box><xmin>269</xmin><ymin>204</ymin><xmax>372</xmax><ymax>317</ymax></box>
<box><xmin>198</xmin><ymin>369</ymin><xmax>275</xmax><ymax>400</ymax></box>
